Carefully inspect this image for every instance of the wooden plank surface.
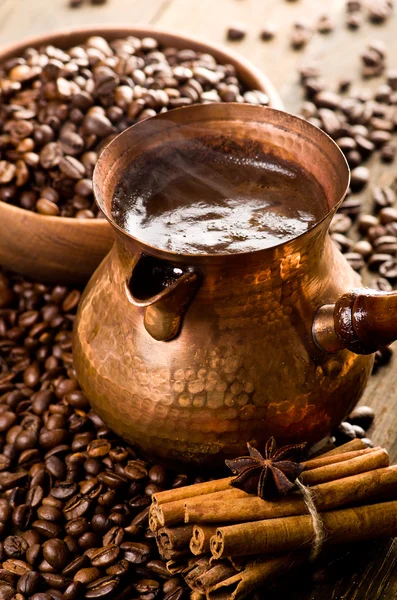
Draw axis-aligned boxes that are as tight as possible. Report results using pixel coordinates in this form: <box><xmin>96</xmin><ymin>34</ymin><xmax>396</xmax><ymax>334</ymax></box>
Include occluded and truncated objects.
<box><xmin>1</xmin><ymin>1</ymin><xmax>397</xmax><ymax>598</ymax></box>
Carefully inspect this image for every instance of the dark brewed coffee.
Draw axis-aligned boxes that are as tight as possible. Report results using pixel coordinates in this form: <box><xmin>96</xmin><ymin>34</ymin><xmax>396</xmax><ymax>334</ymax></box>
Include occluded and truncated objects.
<box><xmin>111</xmin><ymin>137</ymin><xmax>328</xmax><ymax>254</ymax></box>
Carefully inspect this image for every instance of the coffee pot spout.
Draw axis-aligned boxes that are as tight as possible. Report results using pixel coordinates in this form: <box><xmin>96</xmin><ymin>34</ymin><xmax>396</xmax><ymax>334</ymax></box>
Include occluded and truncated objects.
<box><xmin>313</xmin><ymin>288</ymin><xmax>397</xmax><ymax>354</ymax></box>
<box><xmin>127</xmin><ymin>254</ymin><xmax>201</xmax><ymax>342</ymax></box>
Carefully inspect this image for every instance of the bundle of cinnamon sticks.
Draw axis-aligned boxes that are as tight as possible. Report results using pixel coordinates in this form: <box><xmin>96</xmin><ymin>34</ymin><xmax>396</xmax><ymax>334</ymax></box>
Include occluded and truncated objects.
<box><xmin>150</xmin><ymin>439</ymin><xmax>397</xmax><ymax>599</ymax></box>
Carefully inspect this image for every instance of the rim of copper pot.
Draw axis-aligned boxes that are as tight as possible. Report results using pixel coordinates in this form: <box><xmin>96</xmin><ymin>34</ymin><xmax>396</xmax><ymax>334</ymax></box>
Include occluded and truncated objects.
<box><xmin>94</xmin><ymin>102</ymin><xmax>351</xmax><ymax>263</ymax></box>
<box><xmin>0</xmin><ymin>25</ymin><xmax>283</xmax><ymax>231</ymax></box>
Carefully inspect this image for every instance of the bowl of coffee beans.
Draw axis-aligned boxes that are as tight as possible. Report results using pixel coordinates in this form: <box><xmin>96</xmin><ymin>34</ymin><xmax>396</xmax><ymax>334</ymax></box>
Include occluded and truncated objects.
<box><xmin>0</xmin><ymin>26</ymin><xmax>282</xmax><ymax>284</ymax></box>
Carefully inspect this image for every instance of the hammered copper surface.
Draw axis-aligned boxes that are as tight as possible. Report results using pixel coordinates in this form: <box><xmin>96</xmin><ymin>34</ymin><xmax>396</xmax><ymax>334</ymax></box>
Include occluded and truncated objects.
<box><xmin>73</xmin><ymin>104</ymin><xmax>374</xmax><ymax>466</ymax></box>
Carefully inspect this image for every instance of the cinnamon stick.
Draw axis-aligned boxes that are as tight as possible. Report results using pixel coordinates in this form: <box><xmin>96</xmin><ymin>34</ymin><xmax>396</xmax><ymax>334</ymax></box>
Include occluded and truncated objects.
<box><xmin>153</xmin><ymin>488</ymin><xmax>248</xmax><ymax>530</ymax></box>
<box><xmin>210</xmin><ymin>500</ymin><xmax>397</xmax><ymax>559</ymax></box>
<box><xmin>318</xmin><ymin>438</ymin><xmax>367</xmax><ymax>457</ymax></box>
<box><xmin>190</xmin><ymin>593</ymin><xmax>206</xmax><ymax>600</ymax></box>
<box><xmin>190</xmin><ymin>525</ymin><xmax>219</xmax><ymax>555</ymax></box>
<box><xmin>302</xmin><ymin>447</ymin><xmax>376</xmax><ymax>470</ymax></box>
<box><xmin>166</xmin><ymin>555</ymin><xmax>204</xmax><ymax>576</ymax></box>
<box><xmin>206</xmin><ymin>554</ymin><xmax>306</xmax><ymax>600</ymax></box>
<box><xmin>189</xmin><ymin>561</ymin><xmax>237</xmax><ymax>593</ymax></box>
<box><xmin>152</xmin><ymin>440</ymin><xmax>366</xmax><ymax>509</ymax></box>
<box><xmin>300</xmin><ymin>447</ymin><xmax>389</xmax><ymax>485</ymax></box>
<box><xmin>185</xmin><ymin>465</ymin><xmax>397</xmax><ymax>524</ymax></box>
<box><xmin>149</xmin><ymin>505</ymin><xmax>161</xmax><ymax>532</ymax></box>
<box><xmin>156</xmin><ymin>525</ymin><xmax>193</xmax><ymax>560</ymax></box>
<box><xmin>185</xmin><ymin>556</ymin><xmax>213</xmax><ymax>589</ymax></box>
<box><xmin>153</xmin><ymin>480</ymin><xmax>233</xmax><ymax>506</ymax></box>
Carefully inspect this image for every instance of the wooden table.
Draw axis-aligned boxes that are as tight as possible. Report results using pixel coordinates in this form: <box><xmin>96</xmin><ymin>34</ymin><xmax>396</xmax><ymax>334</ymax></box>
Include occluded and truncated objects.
<box><xmin>1</xmin><ymin>1</ymin><xmax>397</xmax><ymax>598</ymax></box>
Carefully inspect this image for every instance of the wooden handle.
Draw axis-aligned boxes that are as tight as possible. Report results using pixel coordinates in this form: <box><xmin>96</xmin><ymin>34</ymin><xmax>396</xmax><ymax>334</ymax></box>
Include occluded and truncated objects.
<box><xmin>313</xmin><ymin>288</ymin><xmax>397</xmax><ymax>355</ymax></box>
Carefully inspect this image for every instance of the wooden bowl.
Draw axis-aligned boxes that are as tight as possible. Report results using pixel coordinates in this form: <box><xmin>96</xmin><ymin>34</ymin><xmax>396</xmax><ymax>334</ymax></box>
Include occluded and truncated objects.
<box><xmin>0</xmin><ymin>26</ymin><xmax>283</xmax><ymax>285</ymax></box>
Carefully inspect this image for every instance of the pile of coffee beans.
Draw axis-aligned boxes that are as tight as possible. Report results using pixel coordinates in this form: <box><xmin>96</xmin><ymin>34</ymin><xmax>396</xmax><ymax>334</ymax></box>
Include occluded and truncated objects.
<box><xmin>0</xmin><ymin>264</ymin><xmax>383</xmax><ymax>600</ymax></box>
<box><xmin>299</xmin><ymin>64</ymin><xmax>397</xmax><ymax>290</ymax></box>
<box><xmin>333</xmin><ymin>406</ymin><xmax>375</xmax><ymax>447</ymax></box>
<box><xmin>0</xmin><ymin>268</ymin><xmax>211</xmax><ymax>599</ymax></box>
<box><xmin>0</xmin><ymin>35</ymin><xmax>268</xmax><ymax>218</ymax></box>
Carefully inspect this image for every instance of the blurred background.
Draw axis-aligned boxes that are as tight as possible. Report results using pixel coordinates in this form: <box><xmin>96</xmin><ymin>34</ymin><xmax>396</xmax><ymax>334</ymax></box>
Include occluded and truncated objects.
<box><xmin>1</xmin><ymin>0</ymin><xmax>396</xmax><ymax>113</ymax></box>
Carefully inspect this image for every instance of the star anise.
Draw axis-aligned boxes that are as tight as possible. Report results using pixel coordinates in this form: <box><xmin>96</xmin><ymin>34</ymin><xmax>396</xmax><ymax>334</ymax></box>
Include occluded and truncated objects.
<box><xmin>225</xmin><ymin>437</ymin><xmax>307</xmax><ymax>500</ymax></box>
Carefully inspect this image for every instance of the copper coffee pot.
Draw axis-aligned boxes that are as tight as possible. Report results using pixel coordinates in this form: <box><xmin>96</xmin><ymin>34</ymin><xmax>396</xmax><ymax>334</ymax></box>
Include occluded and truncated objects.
<box><xmin>73</xmin><ymin>103</ymin><xmax>397</xmax><ymax>466</ymax></box>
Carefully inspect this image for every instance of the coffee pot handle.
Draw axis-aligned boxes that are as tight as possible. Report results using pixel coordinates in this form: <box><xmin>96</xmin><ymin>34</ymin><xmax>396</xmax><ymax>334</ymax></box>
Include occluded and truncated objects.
<box><xmin>127</xmin><ymin>254</ymin><xmax>201</xmax><ymax>342</ymax></box>
<box><xmin>313</xmin><ymin>288</ymin><xmax>397</xmax><ymax>354</ymax></box>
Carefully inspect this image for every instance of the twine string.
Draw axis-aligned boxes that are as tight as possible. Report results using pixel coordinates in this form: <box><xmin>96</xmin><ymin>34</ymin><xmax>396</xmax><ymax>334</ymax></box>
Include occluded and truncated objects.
<box><xmin>295</xmin><ymin>478</ymin><xmax>326</xmax><ymax>562</ymax></box>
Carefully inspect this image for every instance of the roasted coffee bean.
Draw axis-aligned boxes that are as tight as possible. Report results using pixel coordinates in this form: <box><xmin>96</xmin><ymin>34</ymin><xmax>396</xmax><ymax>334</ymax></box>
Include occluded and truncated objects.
<box><xmin>63</xmin><ymin>495</ymin><xmax>91</xmax><ymax>520</ymax></box>
<box><xmin>146</xmin><ymin>560</ymin><xmax>170</xmax><ymax>578</ymax></box>
<box><xmin>98</xmin><ymin>471</ymin><xmax>127</xmax><ymax>489</ymax></box>
<box><xmin>350</xmin><ymin>166</ymin><xmax>369</xmax><ymax>191</ymax></box>
<box><xmin>0</xmin><ymin>583</ymin><xmax>15</xmax><ymax>600</ymax></box>
<box><xmin>0</xmin><ymin>569</ymin><xmax>16</xmax><ymax>586</ymax></box>
<box><xmin>135</xmin><ymin>578</ymin><xmax>160</xmax><ymax>594</ymax></box>
<box><xmin>124</xmin><ymin>460</ymin><xmax>148</xmax><ymax>480</ymax></box>
<box><xmin>87</xmin><ymin>439</ymin><xmax>111</xmax><ymax>457</ymax></box>
<box><xmin>381</xmin><ymin>143</ymin><xmax>395</xmax><ymax>162</ymax></box>
<box><xmin>78</xmin><ymin>531</ymin><xmax>101</xmax><ymax>550</ymax></box>
<box><xmin>2</xmin><ymin>559</ymin><xmax>32</xmax><ymax>576</ymax></box>
<box><xmin>121</xmin><ymin>542</ymin><xmax>150</xmax><ymax>564</ymax></box>
<box><xmin>106</xmin><ymin>559</ymin><xmax>130</xmax><ymax>577</ymax></box>
<box><xmin>148</xmin><ymin>465</ymin><xmax>168</xmax><ymax>487</ymax></box>
<box><xmin>351</xmin><ymin>424</ymin><xmax>366</xmax><ymax>438</ymax></box>
<box><xmin>333</xmin><ymin>421</ymin><xmax>356</xmax><ymax>444</ymax></box>
<box><xmin>62</xmin><ymin>555</ymin><xmax>89</xmax><ymax>578</ymax></box>
<box><xmin>0</xmin><ymin>411</ymin><xmax>17</xmax><ymax>432</ymax></box>
<box><xmin>348</xmin><ymin>406</ymin><xmax>375</xmax><ymax>430</ymax></box>
<box><xmin>362</xmin><ymin>438</ymin><xmax>375</xmax><ymax>448</ymax></box>
<box><xmin>42</xmin><ymin>540</ymin><xmax>69</xmax><ymax>570</ymax></box>
<box><xmin>64</xmin><ymin>581</ymin><xmax>84</xmax><ymax>600</ymax></box>
<box><xmin>260</xmin><ymin>26</ymin><xmax>277</xmax><ymax>41</ymax></box>
<box><xmin>17</xmin><ymin>570</ymin><xmax>40</xmax><ymax>595</ymax></box>
<box><xmin>73</xmin><ymin>566</ymin><xmax>101</xmax><ymax>584</ymax></box>
<box><xmin>317</xmin><ymin>15</ymin><xmax>334</xmax><ymax>33</ymax></box>
<box><xmin>103</xmin><ymin>526</ymin><xmax>124</xmax><ymax>546</ymax></box>
<box><xmin>41</xmin><ymin>573</ymin><xmax>67</xmax><ymax>590</ymax></box>
<box><xmin>164</xmin><ymin>587</ymin><xmax>185</xmax><ymax>600</ymax></box>
<box><xmin>380</xmin><ymin>258</ymin><xmax>397</xmax><ymax>279</ymax></box>
<box><xmin>26</xmin><ymin>544</ymin><xmax>41</xmax><ymax>567</ymax></box>
<box><xmin>352</xmin><ymin>240</ymin><xmax>373</xmax><ymax>258</ymax></box>
<box><xmin>379</xmin><ymin>207</ymin><xmax>397</xmax><ymax>225</ymax></box>
<box><xmin>163</xmin><ymin>579</ymin><xmax>182</xmax><ymax>595</ymax></box>
<box><xmin>26</xmin><ymin>485</ymin><xmax>44</xmax><ymax>508</ymax></box>
<box><xmin>344</xmin><ymin>252</ymin><xmax>365</xmax><ymax>271</ymax></box>
<box><xmin>65</xmin><ymin>517</ymin><xmax>89</xmax><ymax>537</ymax></box>
<box><xmin>4</xmin><ymin>536</ymin><xmax>28</xmax><ymax>558</ymax></box>
<box><xmin>128</xmin><ymin>506</ymin><xmax>150</xmax><ymax>529</ymax></box>
<box><xmin>51</xmin><ymin>481</ymin><xmax>78</xmax><ymax>500</ymax></box>
<box><xmin>90</xmin><ymin>544</ymin><xmax>119</xmax><ymax>568</ymax></box>
<box><xmin>91</xmin><ymin>513</ymin><xmax>111</xmax><ymax>534</ymax></box>
<box><xmin>32</xmin><ymin>519</ymin><xmax>62</xmax><ymax>539</ymax></box>
<box><xmin>368</xmin><ymin>253</ymin><xmax>390</xmax><ymax>271</ymax></box>
<box><xmin>85</xmin><ymin>575</ymin><xmax>120</xmax><ymax>598</ymax></box>
<box><xmin>12</xmin><ymin>503</ymin><xmax>34</xmax><ymax>529</ymax></box>
<box><xmin>172</xmin><ymin>474</ymin><xmax>188</xmax><ymax>489</ymax></box>
<box><xmin>39</xmin><ymin>428</ymin><xmax>69</xmax><ymax>449</ymax></box>
<box><xmin>226</xmin><ymin>26</ymin><xmax>247</xmax><ymax>41</ymax></box>
<box><xmin>0</xmin><ymin>498</ymin><xmax>11</xmax><ymax>522</ymax></box>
